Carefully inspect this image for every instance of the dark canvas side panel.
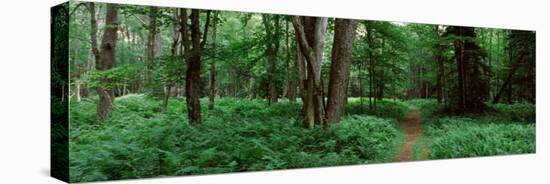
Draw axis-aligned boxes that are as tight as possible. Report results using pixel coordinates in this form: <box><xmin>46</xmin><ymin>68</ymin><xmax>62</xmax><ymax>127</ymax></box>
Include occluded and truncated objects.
<box><xmin>51</xmin><ymin>2</ymin><xmax>70</xmax><ymax>183</ymax></box>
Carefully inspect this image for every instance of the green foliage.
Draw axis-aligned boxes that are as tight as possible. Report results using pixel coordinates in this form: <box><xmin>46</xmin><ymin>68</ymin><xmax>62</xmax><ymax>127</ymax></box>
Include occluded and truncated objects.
<box><xmin>404</xmin><ymin>99</ymin><xmax>444</xmax><ymax>118</ymax></box>
<box><xmin>425</xmin><ymin>117</ymin><xmax>535</xmax><ymax>159</ymax></box>
<box><xmin>334</xmin><ymin>115</ymin><xmax>400</xmax><ymax>162</ymax></box>
<box><xmin>489</xmin><ymin>102</ymin><xmax>536</xmax><ymax>122</ymax></box>
<box><xmin>69</xmin><ymin>95</ymin><xmax>400</xmax><ymax>182</ymax></box>
<box><xmin>346</xmin><ymin>98</ymin><xmax>409</xmax><ymax>119</ymax></box>
<box><xmin>155</xmin><ymin>56</ymin><xmax>185</xmax><ymax>86</ymax></box>
<box><xmin>90</xmin><ymin>64</ymin><xmax>142</xmax><ymax>89</ymax></box>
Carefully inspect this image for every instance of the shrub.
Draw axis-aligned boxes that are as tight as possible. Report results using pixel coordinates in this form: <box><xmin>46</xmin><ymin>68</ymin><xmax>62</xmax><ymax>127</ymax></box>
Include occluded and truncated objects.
<box><xmin>346</xmin><ymin>98</ymin><xmax>409</xmax><ymax>119</ymax></box>
<box><xmin>69</xmin><ymin>95</ymin><xmax>400</xmax><ymax>182</ymax></box>
<box><xmin>404</xmin><ymin>99</ymin><xmax>443</xmax><ymax>118</ymax></box>
<box><xmin>425</xmin><ymin>117</ymin><xmax>535</xmax><ymax>159</ymax></box>
<box><xmin>489</xmin><ymin>102</ymin><xmax>536</xmax><ymax>122</ymax></box>
<box><xmin>333</xmin><ymin>115</ymin><xmax>400</xmax><ymax>162</ymax></box>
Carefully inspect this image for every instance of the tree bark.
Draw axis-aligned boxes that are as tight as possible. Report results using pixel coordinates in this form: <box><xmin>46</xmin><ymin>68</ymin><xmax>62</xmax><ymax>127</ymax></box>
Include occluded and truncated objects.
<box><xmin>181</xmin><ymin>9</ymin><xmax>211</xmax><ymax>125</ymax></box>
<box><xmin>292</xmin><ymin>16</ymin><xmax>328</xmax><ymax>127</ymax></box>
<box><xmin>87</xmin><ymin>2</ymin><xmax>100</xmax><ymax>65</ymax></box>
<box><xmin>96</xmin><ymin>4</ymin><xmax>118</xmax><ymax>121</ymax></box>
<box><xmin>449</xmin><ymin>26</ymin><xmax>487</xmax><ymax>113</ymax></box>
<box><xmin>285</xmin><ymin>19</ymin><xmax>297</xmax><ymax>102</ymax></box>
<box><xmin>326</xmin><ymin>19</ymin><xmax>357</xmax><ymax>124</ymax></box>
<box><xmin>144</xmin><ymin>7</ymin><xmax>158</xmax><ymax>86</ymax></box>
<box><xmin>208</xmin><ymin>13</ymin><xmax>219</xmax><ymax>110</ymax></box>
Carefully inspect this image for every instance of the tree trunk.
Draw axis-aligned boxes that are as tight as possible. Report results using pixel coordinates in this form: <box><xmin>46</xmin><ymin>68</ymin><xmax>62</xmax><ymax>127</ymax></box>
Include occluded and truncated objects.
<box><xmin>493</xmin><ymin>53</ymin><xmax>525</xmax><ymax>104</ymax></box>
<box><xmin>285</xmin><ymin>19</ymin><xmax>297</xmax><ymax>102</ymax></box>
<box><xmin>162</xmin><ymin>85</ymin><xmax>172</xmax><ymax>111</ymax></box>
<box><xmin>359</xmin><ymin>58</ymin><xmax>365</xmax><ymax>113</ymax></box>
<box><xmin>292</xmin><ymin>16</ymin><xmax>328</xmax><ymax>127</ymax></box>
<box><xmin>73</xmin><ymin>39</ymin><xmax>81</xmax><ymax>101</ymax></box>
<box><xmin>367</xmin><ymin>27</ymin><xmax>375</xmax><ymax>109</ymax></box>
<box><xmin>434</xmin><ymin>25</ymin><xmax>445</xmax><ymax>103</ymax></box>
<box><xmin>144</xmin><ymin>7</ymin><xmax>158</xmax><ymax>86</ymax></box>
<box><xmin>76</xmin><ymin>83</ymin><xmax>81</xmax><ymax>102</ymax></box>
<box><xmin>296</xmin><ymin>37</ymin><xmax>307</xmax><ymax>103</ymax></box>
<box><xmin>262</xmin><ymin>15</ymin><xmax>281</xmax><ymax>105</ymax></box>
<box><xmin>181</xmin><ymin>9</ymin><xmax>211</xmax><ymax>125</ymax></box>
<box><xmin>96</xmin><ymin>4</ymin><xmax>118</xmax><ymax>121</ymax></box>
<box><xmin>449</xmin><ymin>26</ymin><xmax>487</xmax><ymax>113</ymax></box>
<box><xmin>161</xmin><ymin>9</ymin><xmax>182</xmax><ymax>111</ymax></box>
<box><xmin>326</xmin><ymin>19</ymin><xmax>357</xmax><ymax>124</ymax></box>
<box><xmin>208</xmin><ymin>13</ymin><xmax>219</xmax><ymax>110</ymax></box>
<box><xmin>88</xmin><ymin>2</ymin><xmax>100</xmax><ymax>65</ymax></box>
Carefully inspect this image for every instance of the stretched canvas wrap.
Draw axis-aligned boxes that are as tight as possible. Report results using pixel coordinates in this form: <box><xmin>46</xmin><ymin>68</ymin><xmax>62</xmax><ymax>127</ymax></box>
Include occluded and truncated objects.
<box><xmin>51</xmin><ymin>0</ymin><xmax>536</xmax><ymax>183</ymax></box>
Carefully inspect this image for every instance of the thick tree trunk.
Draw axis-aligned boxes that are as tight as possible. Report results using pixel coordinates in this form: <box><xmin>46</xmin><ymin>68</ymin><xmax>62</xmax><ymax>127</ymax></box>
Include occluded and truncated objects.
<box><xmin>455</xmin><ymin>38</ymin><xmax>467</xmax><ymax>110</ymax></box>
<box><xmin>96</xmin><ymin>4</ymin><xmax>118</xmax><ymax>121</ymax></box>
<box><xmin>450</xmin><ymin>26</ymin><xmax>487</xmax><ymax>113</ymax></box>
<box><xmin>303</xmin><ymin>72</ymin><xmax>315</xmax><ymax>128</ymax></box>
<box><xmin>296</xmin><ymin>39</ymin><xmax>307</xmax><ymax>103</ymax></box>
<box><xmin>88</xmin><ymin>2</ymin><xmax>100</xmax><ymax>65</ymax></box>
<box><xmin>326</xmin><ymin>19</ymin><xmax>357</xmax><ymax>124</ymax></box>
<box><xmin>185</xmin><ymin>46</ymin><xmax>202</xmax><ymax>125</ymax></box>
<box><xmin>292</xmin><ymin>16</ymin><xmax>328</xmax><ymax>127</ymax></box>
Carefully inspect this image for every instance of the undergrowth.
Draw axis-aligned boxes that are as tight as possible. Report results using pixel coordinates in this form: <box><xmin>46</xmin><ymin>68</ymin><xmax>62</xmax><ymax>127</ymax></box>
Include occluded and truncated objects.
<box><xmin>424</xmin><ymin>117</ymin><xmax>535</xmax><ymax>159</ymax></box>
<box><xmin>404</xmin><ymin>99</ymin><xmax>535</xmax><ymax>160</ymax></box>
<box><xmin>347</xmin><ymin>98</ymin><xmax>409</xmax><ymax>119</ymax></box>
<box><xmin>69</xmin><ymin>94</ymin><xmax>400</xmax><ymax>182</ymax></box>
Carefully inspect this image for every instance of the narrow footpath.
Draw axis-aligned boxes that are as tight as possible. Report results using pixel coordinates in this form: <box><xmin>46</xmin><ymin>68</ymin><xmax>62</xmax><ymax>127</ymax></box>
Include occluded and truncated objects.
<box><xmin>394</xmin><ymin>109</ymin><xmax>428</xmax><ymax>161</ymax></box>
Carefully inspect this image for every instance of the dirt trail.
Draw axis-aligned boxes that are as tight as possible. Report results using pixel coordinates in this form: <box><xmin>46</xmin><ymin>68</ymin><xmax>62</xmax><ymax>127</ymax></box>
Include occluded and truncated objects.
<box><xmin>394</xmin><ymin>109</ymin><xmax>428</xmax><ymax>162</ymax></box>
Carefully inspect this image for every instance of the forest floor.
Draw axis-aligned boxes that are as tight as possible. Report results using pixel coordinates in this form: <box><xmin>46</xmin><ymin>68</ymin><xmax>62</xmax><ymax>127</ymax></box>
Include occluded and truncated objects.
<box><xmin>66</xmin><ymin>96</ymin><xmax>535</xmax><ymax>182</ymax></box>
<box><xmin>394</xmin><ymin>109</ymin><xmax>429</xmax><ymax>161</ymax></box>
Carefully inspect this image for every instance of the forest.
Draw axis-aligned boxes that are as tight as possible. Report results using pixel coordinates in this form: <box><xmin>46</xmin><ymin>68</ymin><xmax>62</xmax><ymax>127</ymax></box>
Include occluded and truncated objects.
<box><xmin>53</xmin><ymin>2</ymin><xmax>535</xmax><ymax>183</ymax></box>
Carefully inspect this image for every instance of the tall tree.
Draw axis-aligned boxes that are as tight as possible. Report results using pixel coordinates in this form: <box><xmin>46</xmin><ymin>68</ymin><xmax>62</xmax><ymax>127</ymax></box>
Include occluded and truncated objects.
<box><xmin>262</xmin><ymin>15</ymin><xmax>282</xmax><ymax>105</ymax></box>
<box><xmin>447</xmin><ymin>26</ymin><xmax>488</xmax><ymax>113</ymax></box>
<box><xmin>493</xmin><ymin>30</ymin><xmax>535</xmax><ymax>104</ymax></box>
<box><xmin>180</xmin><ymin>9</ymin><xmax>211</xmax><ymax>125</ymax></box>
<box><xmin>208</xmin><ymin>12</ymin><xmax>220</xmax><ymax>110</ymax></box>
<box><xmin>285</xmin><ymin>19</ymin><xmax>298</xmax><ymax>102</ymax></box>
<box><xmin>326</xmin><ymin>18</ymin><xmax>358</xmax><ymax>123</ymax></box>
<box><xmin>161</xmin><ymin>9</ymin><xmax>182</xmax><ymax>111</ymax></box>
<box><xmin>366</xmin><ymin>26</ymin><xmax>375</xmax><ymax>109</ymax></box>
<box><xmin>433</xmin><ymin>25</ymin><xmax>446</xmax><ymax>103</ymax></box>
<box><xmin>96</xmin><ymin>4</ymin><xmax>119</xmax><ymax>120</ymax></box>
<box><xmin>292</xmin><ymin>16</ymin><xmax>328</xmax><ymax>128</ymax></box>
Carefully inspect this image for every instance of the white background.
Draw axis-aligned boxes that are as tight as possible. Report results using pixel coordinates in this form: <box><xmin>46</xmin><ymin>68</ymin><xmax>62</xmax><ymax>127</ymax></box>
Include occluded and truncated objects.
<box><xmin>0</xmin><ymin>0</ymin><xmax>548</xmax><ymax>183</ymax></box>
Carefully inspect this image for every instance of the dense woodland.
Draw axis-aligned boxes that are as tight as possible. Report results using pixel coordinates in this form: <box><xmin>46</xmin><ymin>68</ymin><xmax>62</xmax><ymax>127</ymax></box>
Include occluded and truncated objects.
<box><xmin>55</xmin><ymin>2</ymin><xmax>536</xmax><ymax>182</ymax></box>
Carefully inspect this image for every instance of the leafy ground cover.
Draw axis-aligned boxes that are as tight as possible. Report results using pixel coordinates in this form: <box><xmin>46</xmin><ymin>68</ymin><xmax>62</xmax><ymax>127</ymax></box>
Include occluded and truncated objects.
<box><xmin>69</xmin><ymin>94</ymin><xmax>402</xmax><ymax>182</ymax></box>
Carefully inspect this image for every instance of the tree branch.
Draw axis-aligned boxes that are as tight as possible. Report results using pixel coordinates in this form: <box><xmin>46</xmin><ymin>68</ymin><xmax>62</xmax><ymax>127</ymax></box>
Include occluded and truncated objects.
<box><xmin>200</xmin><ymin>10</ymin><xmax>212</xmax><ymax>50</ymax></box>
